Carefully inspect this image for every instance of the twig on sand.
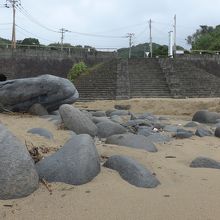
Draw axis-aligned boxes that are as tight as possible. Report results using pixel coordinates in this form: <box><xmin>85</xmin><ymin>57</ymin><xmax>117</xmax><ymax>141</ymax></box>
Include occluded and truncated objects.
<box><xmin>41</xmin><ymin>178</ymin><xmax>52</xmax><ymax>195</ymax></box>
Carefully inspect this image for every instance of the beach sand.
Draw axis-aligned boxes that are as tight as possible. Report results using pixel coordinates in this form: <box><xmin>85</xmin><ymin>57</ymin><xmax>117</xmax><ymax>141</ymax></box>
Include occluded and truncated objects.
<box><xmin>0</xmin><ymin>98</ymin><xmax>220</xmax><ymax>220</ymax></box>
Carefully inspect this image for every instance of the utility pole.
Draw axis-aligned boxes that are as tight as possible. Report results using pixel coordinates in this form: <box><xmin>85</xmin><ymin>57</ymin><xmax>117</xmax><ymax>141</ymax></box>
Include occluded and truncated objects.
<box><xmin>126</xmin><ymin>33</ymin><xmax>134</xmax><ymax>59</ymax></box>
<box><xmin>168</xmin><ymin>31</ymin><xmax>173</xmax><ymax>58</ymax></box>
<box><xmin>5</xmin><ymin>0</ymin><xmax>21</xmax><ymax>50</ymax></box>
<box><xmin>59</xmin><ymin>28</ymin><xmax>70</xmax><ymax>51</ymax></box>
<box><xmin>149</xmin><ymin>19</ymin><xmax>153</xmax><ymax>58</ymax></box>
<box><xmin>173</xmin><ymin>14</ymin><xmax>177</xmax><ymax>56</ymax></box>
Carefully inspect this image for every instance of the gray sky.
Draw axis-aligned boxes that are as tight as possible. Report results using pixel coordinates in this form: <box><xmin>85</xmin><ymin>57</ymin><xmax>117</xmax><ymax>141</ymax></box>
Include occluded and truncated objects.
<box><xmin>0</xmin><ymin>0</ymin><xmax>220</xmax><ymax>49</ymax></box>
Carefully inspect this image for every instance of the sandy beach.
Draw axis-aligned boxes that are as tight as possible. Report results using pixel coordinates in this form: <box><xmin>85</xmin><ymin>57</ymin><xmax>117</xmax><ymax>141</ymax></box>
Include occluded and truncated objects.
<box><xmin>0</xmin><ymin>98</ymin><xmax>220</xmax><ymax>220</ymax></box>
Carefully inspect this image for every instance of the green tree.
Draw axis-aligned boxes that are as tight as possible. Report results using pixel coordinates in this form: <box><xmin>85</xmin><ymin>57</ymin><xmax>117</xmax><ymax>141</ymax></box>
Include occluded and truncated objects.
<box><xmin>187</xmin><ymin>25</ymin><xmax>220</xmax><ymax>51</ymax></box>
<box><xmin>67</xmin><ymin>61</ymin><xmax>88</xmax><ymax>82</ymax></box>
<box><xmin>21</xmin><ymin>38</ymin><xmax>40</xmax><ymax>46</ymax></box>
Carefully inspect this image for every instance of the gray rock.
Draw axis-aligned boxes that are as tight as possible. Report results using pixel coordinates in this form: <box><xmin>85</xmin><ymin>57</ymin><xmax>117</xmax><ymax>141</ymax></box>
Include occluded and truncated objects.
<box><xmin>104</xmin><ymin>155</ymin><xmax>160</xmax><ymax>188</ymax></box>
<box><xmin>195</xmin><ymin>128</ymin><xmax>213</xmax><ymax>137</ymax></box>
<box><xmin>27</xmin><ymin>128</ymin><xmax>53</xmax><ymax>140</ymax></box>
<box><xmin>110</xmin><ymin>110</ymin><xmax>130</xmax><ymax>117</ymax></box>
<box><xmin>81</xmin><ymin>110</ymin><xmax>93</xmax><ymax>120</ymax></box>
<box><xmin>97</xmin><ymin>121</ymin><xmax>127</xmax><ymax>138</ymax></box>
<box><xmin>106</xmin><ymin>133</ymin><xmax>158</xmax><ymax>152</ymax></box>
<box><xmin>59</xmin><ymin>104</ymin><xmax>97</xmax><ymax>137</ymax></box>
<box><xmin>105</xmin><ymin>109</ymin><xmax>116</xmax><ymax>117</ymax></box>
<box><xmin>184</xmin><ymin>121</ymin><xmax>200</xmax><ymax>128</ymax></box>
<box><xmin>92</xmin><ymin>111</ymin><xmax>106</xmax><ymax>117</ymax></box>
<box><xmin>114</xmin><ymin>104</ymin><xmax>131</xmax><ymax>110</ymax></box>
<box><xmin>29</xmin><ymin>103</ymin><xmax>48</xmax><ymax>116</ymax></box>
<box><xmin>0</xmin><ymin>124</ymin><xmax>39</xmax><ymax>199</ymax></box>
<box><xmin>110</xmin><ymin>115</ymin><xmax>123</xmax><ymax>124</ymax></box>
<box><xmin>215</xmin><ymin>127</ymin><xmax>220</xmax><ymax>138</ymax></box>
<box><xmin>123</xmin><ymin>119</ymin><xmax>152</xmax><ymax>128</ymax></box>
<box><xmin>36</xmin><ymin>134</ymin><xmax>100</xmax><ymax>185</ymax></box>
<box><xmin>137</xmin><ymin>127</ymin><xmax>156</xmax><ymax>137</ymax></box>
<box><xmin>192</xmin><ymin>110</ymin><xmax>220</xmax><ymax>124</ymax></box>
<box><xmin>163</xmin><ymin>125</ymin><xmax>178</xmax><ymax>132</ymax></box>
<box><xmin>159</xmin><ymin>116</ymin><xmax>169</xmax><ymax>121</ymax></box>
<box><xmin>92</xmin><ymin>116</ymin><xmax>112</xmax><ymax>124</ymax></box>
<box><xmin>146</xmin><ymin>133</ymin><xmax>172</xmax><ymax>143</ymax></box>
<box><xmin>0</xmin><ymin>74</ymin><xmax>79</xmax><ymax>112</ymax></box>
<box><xmin>175</xmin><ymin>129</ymin><xmax>194</xmax><ymax>139</ymax></box>
<box><xmin>137</xmin><ymin>113</ymin><xmax>158</xmax><ymax>122</ymax></box>
<box><xmin>190</xmin><ymin>157</ymin><xmax>220</xmax><ymax>169</ymax></box>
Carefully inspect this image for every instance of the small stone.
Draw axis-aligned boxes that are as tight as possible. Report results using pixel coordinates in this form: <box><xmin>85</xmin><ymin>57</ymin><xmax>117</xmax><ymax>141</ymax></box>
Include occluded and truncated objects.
<box><xmin>27</xmin><ymin>128</ymin><xmax>53</xmax><ymax>139</ymax></box>
<box><xmin>190</xmin><ymin>157</ymin><xmax>220</xmax><ymax>169</ymax></box>
<box><xmin>215</xmin><ymin>127</ymin><xmax>220</xmax><ymax>138</ymax></box>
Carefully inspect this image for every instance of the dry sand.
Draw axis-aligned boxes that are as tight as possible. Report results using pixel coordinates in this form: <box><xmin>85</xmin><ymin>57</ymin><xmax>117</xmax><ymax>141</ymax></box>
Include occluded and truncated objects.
<box><xmin>0</xmin><ymin>98</ymin><xmax>220</xmax><ymax>220</ymax></box>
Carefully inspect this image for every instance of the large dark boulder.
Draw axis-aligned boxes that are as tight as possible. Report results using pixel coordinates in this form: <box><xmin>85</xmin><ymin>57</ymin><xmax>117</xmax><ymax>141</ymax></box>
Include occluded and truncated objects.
<box><xmin>0</xmin><ymin>124</ymin><xmax>39</xmax><ymax>199</ymax></box>
<box><xmin>0</xmin><ymin>74</ymin><xmax>79</xmax><ymax>112</ymax></box>
<box><xmin>192</xmin><ymin>110</ymin><xmax>220</xmax><ymax>124</ymax></box>
<box><xmin>104</xmin><ymin>155</ymin><xmax>160</xmax><ymax>188</ymax></box>
<box><xmin>97</xmin><ymin>121</ymin><xmax>127</xmax><ymax>138</ymax></box>
<box><xmin>59</xmin><ymin>104</ymin><xmax>97</xmax><ymax>137</ymax></box>
<box><xmin>36</xmin><ymin>134</ymin><xmax>100</xmax><ymax>185</ymax></box>
<box><xmin>190</xmin><ymin>157</ymin><xmax>220</xmax><ymax>169</ymax></box>
<box><xmin>215</xmin><ymin>127</ymin><xmax>220</xmax><ymax>138</ymax></box>
<box><xmin>106</xmin><ymin>133</ymin><xmax>158</xmax><ymax>152</ymax></box>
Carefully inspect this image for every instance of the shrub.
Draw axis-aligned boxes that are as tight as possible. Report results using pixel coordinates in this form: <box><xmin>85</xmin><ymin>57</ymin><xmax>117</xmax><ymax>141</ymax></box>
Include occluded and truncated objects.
<box><xmin>68</xmin><ymin>61</ymin><xmax>88</xmax><ymax>82</ymax></box>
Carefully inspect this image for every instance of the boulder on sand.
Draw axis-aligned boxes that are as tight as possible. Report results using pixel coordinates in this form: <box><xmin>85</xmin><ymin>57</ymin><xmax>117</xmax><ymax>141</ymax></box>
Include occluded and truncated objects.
<box><xmin>0</xmin><ymin>124</ymin><xmax>39</xmax><ymax>199</ymax></box>
<box><xmin>36</xmin><ymin>134</ymin><xmax>100</xmax><ymax>185</ymax></box>
<box><xmin>192</xmin><ymin>110</ymin><xmax>220</xmax><ymax>124</ymax></box>
<box><xmin>59</xmin><ymin>104</ymin><xmax>98</xmax><ymax>137</ymax></box>
<box><xmin>106</xmin><ymin>133</ymin><xmax>157</xmax><ymax>152</ymax></box>
<box><xmin>0</xmin><ymin>74</ymin><xmax>79</xmax><ymax>112</ymax></box>
<box><xmin>97</xmin><ymin>121</ymin><xmax>127</xmax><ymax>138</ymax></box>
<box><xmin>104</xmin><ymin>155</ymin><xmax>160</xmax><ymax>188</ymax></box>
<box><xmin>190</xmin><ymin>157</ymin><xmax>220</xmax><ymax>169</ymax></box>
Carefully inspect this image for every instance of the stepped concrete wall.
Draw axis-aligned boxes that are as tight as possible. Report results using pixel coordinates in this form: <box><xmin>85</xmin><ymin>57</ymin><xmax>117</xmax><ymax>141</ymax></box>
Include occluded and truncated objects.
<box><xmin>0</xmin><ymin>48</ymin><xmax>116</xmax><ymax>80</ymax></box>
<box><xmin>116</xmin><ymin>59</ymin><xmax>130</xmax><ymax>99</ymax></box>
<box><xmin>159</xmin><ymin>58</ymin><xmax>220</xmax><ymax>98</ymax></box>
<box><xmin>177</xmin><ymin>54</ymin><xmax>220</xmax><ymax>78</ymax></box>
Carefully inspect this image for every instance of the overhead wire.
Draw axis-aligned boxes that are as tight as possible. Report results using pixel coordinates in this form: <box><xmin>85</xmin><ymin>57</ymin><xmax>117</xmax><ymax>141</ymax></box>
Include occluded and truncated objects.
<box><xmin>16</xmin><ymin>24</ymin><xmax>54</xmax><ymax>43</ymax></box>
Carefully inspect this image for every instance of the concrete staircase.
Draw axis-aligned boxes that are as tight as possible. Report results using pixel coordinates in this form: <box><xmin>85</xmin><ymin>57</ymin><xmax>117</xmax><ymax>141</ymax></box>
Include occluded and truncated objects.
<box><xmin>128</xmin><ymin>59</ymin><xmax>171</xmax><ymax>98</ymax></box>
<box><xmin>74</xmin><ymin>60</ymin><xmax>117</xmax><ymax>101</ymax></box>
<box><xmin>159</xmin><ymin>59</ymin><xmax>220</xmax><ymax>98</ymax></box>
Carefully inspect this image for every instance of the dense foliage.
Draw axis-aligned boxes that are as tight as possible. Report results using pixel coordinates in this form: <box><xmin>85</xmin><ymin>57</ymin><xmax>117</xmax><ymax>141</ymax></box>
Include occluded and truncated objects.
<box><xmin>187</xmin><ymin>25</ymin><xmax>220</xmax><ymax>51</ymax></box>
<box><xmin>21</xmin><ymin>38</ymin><xmax>40</xmax><ymax>46</ymax></box>
<box><xmin>68</xmin><ymin>61</ymin><xmax>88</xmax><ymax>82</ymax></box>
<box><xmin>117</xmin><ymin>43</ymin><xmax>184</xmax><ymax>58</ymax></box>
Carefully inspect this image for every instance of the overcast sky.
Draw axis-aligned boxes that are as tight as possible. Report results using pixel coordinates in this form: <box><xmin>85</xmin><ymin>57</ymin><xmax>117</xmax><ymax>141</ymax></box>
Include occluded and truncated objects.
<box><xmin>0</xmin><ymin>0</ymin><xmax>220</xmax><ymax>49</ymax></box>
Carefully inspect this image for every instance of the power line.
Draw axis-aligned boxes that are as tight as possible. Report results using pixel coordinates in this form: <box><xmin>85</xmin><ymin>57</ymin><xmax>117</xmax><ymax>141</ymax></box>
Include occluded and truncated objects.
<box><xmin>16</xmin><ymin>24</ymin><xmax>54</xmax><ymax>43</ymax></box>
<box><xmin>15</xmin><ymin>4</ymin><xmax>59</xmax><ymax>33</ymax></box>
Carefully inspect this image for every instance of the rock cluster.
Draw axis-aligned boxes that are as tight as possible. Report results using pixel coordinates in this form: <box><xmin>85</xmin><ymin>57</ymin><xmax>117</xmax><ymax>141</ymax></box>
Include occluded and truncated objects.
<box><xmin>1</xmin><ymin>77</ymin><xmax>220</xmax><ymax>199</ymax></box>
